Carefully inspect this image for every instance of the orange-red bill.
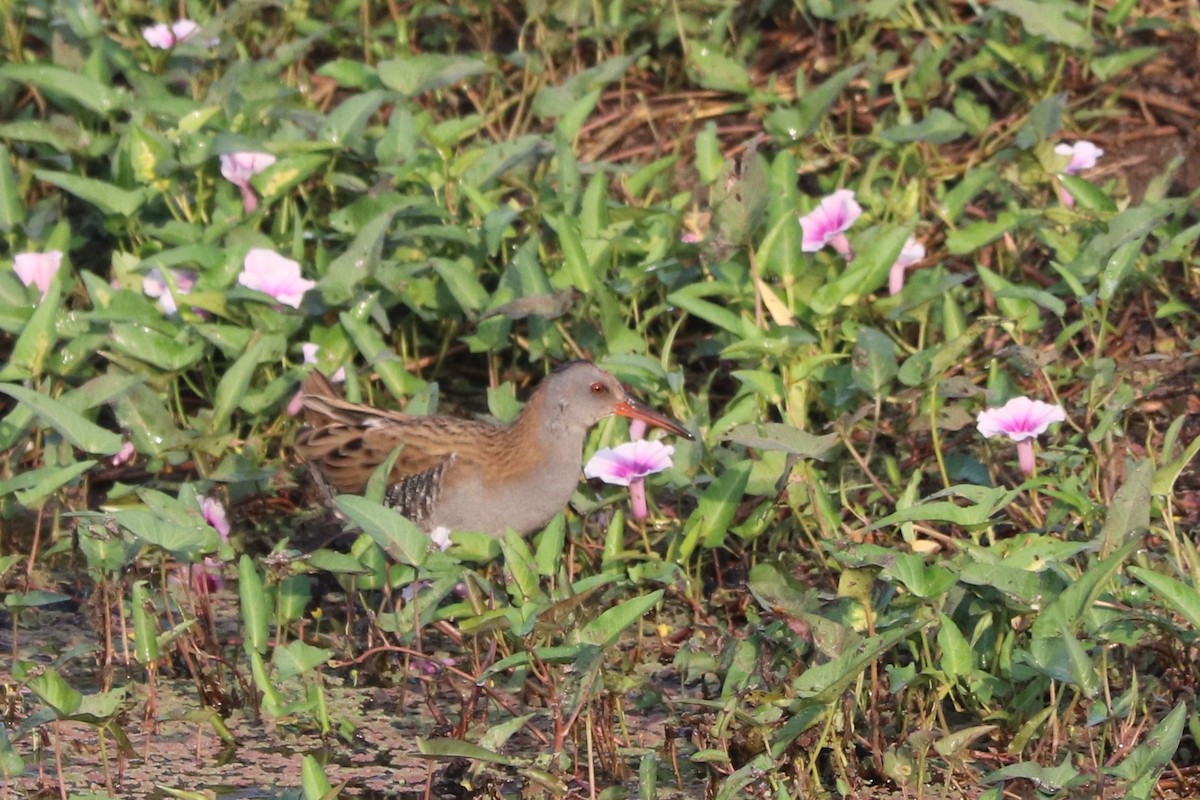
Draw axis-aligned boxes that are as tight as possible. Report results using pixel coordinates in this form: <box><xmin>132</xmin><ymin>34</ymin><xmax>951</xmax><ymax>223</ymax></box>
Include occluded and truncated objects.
<box><xmin>614</xmin><ymin>398</ymin><xmax>694</xmax><ymax>440</ymax></box>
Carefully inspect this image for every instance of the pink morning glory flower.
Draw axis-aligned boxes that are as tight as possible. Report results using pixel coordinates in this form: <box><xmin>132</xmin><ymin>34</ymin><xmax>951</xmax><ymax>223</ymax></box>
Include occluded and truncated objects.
<box><xmin>13</xmin><ymin>251</ymin><xmax>63</xmax><ymax>299</ymax></box>
<box><xmin>1053</xmin><ymin>141</ymin><xmax>1103</xmax><ymax>207</ymax></box>
<box><xmin>799</xmin><ymin>189</ymin><xmax>862</xmax><ymax>259</ymax></box>
<box><xmin>200</xmin><ymin>496</ymin><xmax>230</xmax><ymax>539</ymax></box>
<box><xmin>429</xmin><ymin>526</ymin><xmax>452</xmax><ymax>552</ymax></box>
<box><xmin>219</xmin><ymin>152</ymin><xmax>276</xmax><ymax>213</ymax></box>
<box><xmin>977</xmin><ymin>396</ymin><xmax>1066</xmax><ymax>476</ymax></box>
<box><xmin>584</xmin><ymin>436</ymin><xmax>675</xmax><ymax>521</ymax></box>
<box><xmin>142</xmin><ymin>267</ymin><xmax>197</xmax><ymax>315</ymax></box>
<box><xmin>143</xmin><ymin>20</ymin><xmax>208</xmax><ymax>49</ymax></box>
<box><xmin>191</xmin><ymin>496</ymin><xmax>231</xmax><ymax>592</ymax></box>
<box><xmin>237</xmin><ymin>248</ymin><xmax>315</xmax><ymax>309</ymax></box>
<box><xmin>111</xmin><ymin>440</ymin><xmax>136</xmax><ymax>466</ymax></box>
<box><xmin>888</xmin><ymin>237</ymin><xmax>927</xmax><ymax>296</ymax></box>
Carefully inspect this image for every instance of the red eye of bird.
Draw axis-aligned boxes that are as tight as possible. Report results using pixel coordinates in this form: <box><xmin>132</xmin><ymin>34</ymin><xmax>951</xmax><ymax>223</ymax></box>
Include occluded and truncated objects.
<box><xmin>591</xmin><ymin>382</ymin><xmax>607</xmax><ymax>395</ymax></box>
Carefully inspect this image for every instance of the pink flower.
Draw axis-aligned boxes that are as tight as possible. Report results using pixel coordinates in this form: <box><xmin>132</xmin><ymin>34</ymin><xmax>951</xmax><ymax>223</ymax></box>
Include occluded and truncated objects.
<box><xmin>13</xmin><ymin>251</ymin><xmax>63</xmax><ymax>298</ymax></box>
<box><xmin>237</xmin><ymin>248</ymin><xmax>315</xmax><ymax>309</ymax></box>
<box><xmin>188</xmin><ymin>496</ymin><xmax>231</xmax><ymax>593</ymax></box>
<box><xmin>219</xmin><ymin>152</ymin><xmax>276</xmax><ymax>213</ymax></box>
<box><xmin>584</xmin><ymin>438</ymin><xmax>675</xmax><ymax>521</ymax></box>
<box><xmin>1055</xmin><ymin>141</ymin><xmax>1103</xmax><ymax>174</ymax></box>
<box><xmin>977</xmin><ymin>396</ymin><xmax>1066</xmax><ymax>476</ymax></box>
<box><xmin>888</xmin><ymin>237</ymin><xmax>927</xmax><ymax>296</ymax></box>
<box><xmin>799</xmin><ymin>189</ymin><xmax>862</xmax><ymax>259</ymax></box>
<box><xmin>200</xmin><ymin>497</ymin><xmax>230</xmax><ymax>539</ymax></box>
<box><xmin>142</xmin><ymin>19</ymin><xmax>206</xmax><ymax>49</ymax></box>
<box><xmin>1054</xmin><ymin>141</ymin><xmax>1103</xmax><ymax>207</ymax></box>
<box><xmin>142</xmin><ymin>267</ymin><xmax>197</xmax><ymax>315</ymax></box>
<box><xmin>429</xmin><ymin>527</ymin><xmax>452</xmax><ymax>552</ymax></box>
<box><xmin>287</xmin><ymin>343</ymin><xmax>347</xmax><ymax>415</ymax></box>
<box><xmin>111</xmin><ymin>441</ymin><xmax>136</xmax><ymax>466</ymax></box>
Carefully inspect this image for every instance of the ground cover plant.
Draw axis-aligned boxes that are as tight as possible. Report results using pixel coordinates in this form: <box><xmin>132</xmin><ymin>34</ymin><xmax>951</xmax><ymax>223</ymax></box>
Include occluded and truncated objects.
<box><xmin>1</xmin><ymin>0</ymin><xmax>1199</xmax><ymax>797</ymax></box>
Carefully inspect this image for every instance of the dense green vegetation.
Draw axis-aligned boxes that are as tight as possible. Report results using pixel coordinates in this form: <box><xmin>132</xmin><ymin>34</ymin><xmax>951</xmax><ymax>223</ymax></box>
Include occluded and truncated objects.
<box><xmin>1</xmin><ymin>0</ymin><xmax>1198</xmax><ymax>797</ymax></box>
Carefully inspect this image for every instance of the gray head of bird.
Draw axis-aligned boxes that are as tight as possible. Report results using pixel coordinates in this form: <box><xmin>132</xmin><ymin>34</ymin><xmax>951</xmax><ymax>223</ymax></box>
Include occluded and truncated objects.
<box><xmin>533</xmin><ymin>361</ymin><xmax>693</xmax><ymax>439</ymax></box>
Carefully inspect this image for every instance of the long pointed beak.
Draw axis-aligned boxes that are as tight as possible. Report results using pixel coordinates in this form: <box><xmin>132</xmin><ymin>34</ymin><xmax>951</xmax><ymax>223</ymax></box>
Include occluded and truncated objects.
<box><xmin>614</xmin><ymin>398</ymin><xmax>694</xmax><ymax>440</ymax></box>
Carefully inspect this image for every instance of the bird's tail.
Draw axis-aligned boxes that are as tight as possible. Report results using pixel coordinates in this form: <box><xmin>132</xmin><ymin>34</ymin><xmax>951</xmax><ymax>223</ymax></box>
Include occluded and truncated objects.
<box><xmin>300</xmin><ymin>372</ymin><xmax>403</xmax><ymax>428</ymax></box>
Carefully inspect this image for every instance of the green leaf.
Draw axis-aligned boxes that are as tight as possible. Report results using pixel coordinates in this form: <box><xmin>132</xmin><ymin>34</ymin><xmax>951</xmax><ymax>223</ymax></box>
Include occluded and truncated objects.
<box><xmin>115</xmin><ymin>508</ymin><xmax>217</xmax><ymax>556</ymax></box>
<box><xmin>936</xmin><ymin>613</ymin><xmax>973</xmax><ymax>680</ymax></box>
<box><xmin>4</xmin><ymin>460</ymin><xmax>96</xmax><ymax>507</ymax></box>
<box><xmin>544</xmin><ymin>213</ymin><xmax>599</xmax><ymax>295</ymax></box>
<box><xmin>1016</xmin><ymin>93</ymin><xmax>1066</xmax><ymax>149</ymax></box>
<box><xmin>109</xmin><ymin>324</ymin><xmax>206</xmax><ymax>371</ymax></box>
<box><xmin>0</xmin><ymin>722</ymin><xmax>24</xmax><ymax>777</ymax></box>
<box><xmin>274</xmin><ymin>640</ymin><xmax>332</xmax><ymax>681</ymax></box>
<box><xmin>994</xmin><ymin>0</ymin><xmax>1092</xmax><ymax>48</ymax></box>
<box><xmin>26</xmin><ymin>669</ymin><xmax>82</xmax><ymax>717</ymax></box>
<box><xmin>687</xmin><ymin>45</ymin><xmax>751</xmax><ymax>94</ymax></box>
<box><xmin>316</xmin><ymin>59</ymin><xmax>379</xmax><ymax>89</ymax></box>
<box><xmin>1057</xmin><ymin>623</ymin><xmax>1099</xmax><ymax>698</ymax></box>
<box><xmin>668</xmin><ymin>283</ymin><xmax>759</xmax><ymax>339</ymax></box>
<box><xmin>0</xmin><ymin>144</ymin><xmax>22</xmax><ymax>230</ymax></box>
<box><xmin>886</xmin><ymin>555</ymin><xmax>956</xmax><ymax>599</ymax></box>
<box><xmin>209</xmin><ymin>333</ymin><xmax>277</xmax><ymax>433</ymax></box>
<box><xmin>867</xmin><ymin>485</ymin><xmax>1019</xmax><ymax>530</ymax></box>
<box><xmin>533</xmin><ymin>52</ymin><xmax>641</xmax><ymax>119</ymax></box>
<box><xmin>1098</xmin><ymin>460</ymin><xmax>1151</xmax><ymax>554</ymax></box>
<box><xmin>0</xmin><ymin>383</ymin><xmax>122</xmax><ymax>454</ymax></box>
<box><xmin>255</xmin><ymin>154</ymin><xmax>328</xmax><ymax>204</ymax></box>
<box><xmin>985</xmin><ymin>758</ymin><xmax>1080</xmax><ymax>791</ymax></box>
<box><xmin>0</xmin><ymin>280</ymin><xmax>59</xmax><ymax>380</ymax></box>
<box><xmin>301</xmin><ymin>754</ymin><xmax>335</xmax><ymax>800</ymax></box>
<box><xmin>318</xmin><ymin>208</ymin><xmax>395</xmax><ymax>305</ymax></box>
<box><xmin>306</xmin><ymin>549</ymin><xmax>373</xmax><ymax>575</ymax></box>
<box><xmin>1058</xmin><ymin>173</ymin><xmax>1116</xmax><ymax>213</ymax></box>
<box><xmin>4</xmin><ymin>589</ymin><xmax>71</xmax><ymax>610</ymax></box>
<box><xmin>1129</xmin><ymin>567</ymin><xmax>1200</xmax><ymax>632</ymax></box>
<box><xmin>130</xmin><ymin>580</ymin><xmax>159</xmax><ymax>666</ymax></box>
<box><xmin>851</xmin><ymin>327</ymin><xmax>898</xmax><ymax>395</ymax></box>
<box><xmin>1031</xmin><ymin>539</ymin><xmax>1138</xmax><ymax>637</ymax></box>
<box><xmin>577</xmin><ymin>590</ymin><xmax>664</xmax><ymax>648</ymax></box>
<box><xmin>1104</xmin><ymin>702</ymin><xmax>1186</xmax><ymax>783</ymax></box>
<box><xmin>764</xmin><ymin>65</ymin><xmax>863</xmax><ymax>142</ymax></box>
<box><xmin>1152</xmin><ymin>430</ymin><xmax>1200</xmax><ymax>496</ymax></box>
<box><xmin>417</xmin><ymin>737</ymin><xmax>521</xmax><ymax>766</ymax></box>
<box><xmin>1067</xmin><ymin>200</ymin><xmax>1178</xmax><ymax>283</ymax></box>
<box><xmin>334</xmin><ymin>495</ymin><xmax>428</xmax><ymax>567</ymax></box>
<box><xmin>432</xmin><ymin>257</ymin><xmax>489</xmax><ymax>313</ymax></box>
<box><xmin>0</xmin><ymin>63</ymin><xmax>125</xmax><ymax>114</ymax></box>
<box><xmin>238</xmin><ymin>556</ymin><xmax>269</xmax><ymax>655</ymax></box>
<box><xmin>792</xmin><ymin>623</ymin><xmax>920</xmax><ymax>702</ymax></box>
<box><xmin>459</xmin><ymin>134</ymin><xmax>552</xmax><ymax>188</ymax></box>
<box><xmin>676</xmin><ymin>462</ymin><xmax>752</xmax><ymax>561</ymax></box>
<box><xmin>498</xmin><ymin>531</ymin><xmax>544</xmax><ymax>608</ymax></box>
<box><xmin>31</xmin><ymin>170</ymin><xmax>146</xmax><ymax>216</ymax></box>
<box><xmin>882</xmin><ymin>109</ymin><xmax>967</xmax><ymax>144</ymax></box>
<box><xmin>808</xmin><ymin>225</ymin><xmax>913</xmax><ymax>314</ymax></box>
<box><xmin>377</xmin><ymin>54</ymin><xmax>490</xmax><ymax>95</ymax></box>
<box><xmin>946</xmin><ymin>211</ymin><xmax>1020</xmax><ymax>255</ymax></box>
<box><xmin>533</xmin><ymin>514</ymin><xmax>566</xmax><ymax>577</ymax></box>
<box><xmin>976</xmin><ymin>264</ymin><xmax>1041</xmax><ymax>329</ymax></box>
<box><xmin>318</xmin><ymin>90</ymin><xmax>385</xmax><ymax>147</ymax></box>
<box><xmin>723</xmin><ymin>423</ymin><xmax>838</xmax><ymax>459</ymax></box>
<box><xmin>1097</xmin><ymin>234</ymin><xmax>1144</xmax><ymax>301</ymax></box>
<box><xmin>1090</xmin><ymin>46</ymin><xmax>1161</xmax><ymax>81</ymax></box>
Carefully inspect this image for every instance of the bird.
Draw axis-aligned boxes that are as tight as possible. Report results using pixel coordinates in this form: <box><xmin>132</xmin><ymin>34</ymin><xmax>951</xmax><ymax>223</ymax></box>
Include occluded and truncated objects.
<box><xmin>295</xmin><ymin>361</ymin><xmax>692</xmax><ymax>537</ymax></box>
